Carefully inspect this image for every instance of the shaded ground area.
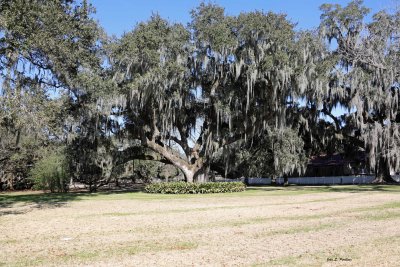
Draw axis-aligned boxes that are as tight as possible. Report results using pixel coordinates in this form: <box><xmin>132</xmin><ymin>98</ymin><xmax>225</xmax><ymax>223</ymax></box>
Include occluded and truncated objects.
<box><xmin>1</xmin><ymin>185</ymin><xmax>400</xmax><ymax>266</ymax></box>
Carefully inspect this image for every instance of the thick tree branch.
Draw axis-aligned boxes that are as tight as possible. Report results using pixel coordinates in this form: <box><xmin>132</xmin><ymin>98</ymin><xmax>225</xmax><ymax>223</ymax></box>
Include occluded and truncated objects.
<box><xmin>321</xmin><ymin>105</ymin><xmax>341</xmax><ymax>131</ymax></box>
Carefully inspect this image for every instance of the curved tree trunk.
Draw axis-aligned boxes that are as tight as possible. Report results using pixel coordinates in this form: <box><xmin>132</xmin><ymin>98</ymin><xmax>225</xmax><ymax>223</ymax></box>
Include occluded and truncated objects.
<box><xmin>182</xmin><ymin>168</ymin><xmax>194</xmax><ymax>183</ymax></box>
<box><xmin>373</xmin><ymin>158</ymin><xmax>397</xmax><ymax>183</ymax></box>
<box><xmin>283</xmin><ymin>174</ymin><xmax>289</xmax><ymax>186</ymax></box>
<box><xmin>194</xmin><ymin>166</ymin><xmax>209</xmax><ymax>183</ymax></box>
<box><xmin>271</xmin><ymin>175</ymin><xmax>277</xmax><ymax>186</ymax></box>
<box><xmin>7</xmin><ymin>173</ymin><xmax>14</xmax><ymax>190</ymax></box>
<box><xmin>181</xmin><ymin>166</ymin><xmax>209</xmax><ymax>183</ymax></box>
<box><xmin>146</xmin><ymin>140</ymin><xmax>209</xmax><ymax>183</ymax></box>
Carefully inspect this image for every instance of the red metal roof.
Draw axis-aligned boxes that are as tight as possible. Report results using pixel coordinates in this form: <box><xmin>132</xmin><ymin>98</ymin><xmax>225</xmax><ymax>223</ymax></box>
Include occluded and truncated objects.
<box><xmin>308</xmin><ymin>153</ymin><xmax>365</xmax><ymax>167</ymax></box>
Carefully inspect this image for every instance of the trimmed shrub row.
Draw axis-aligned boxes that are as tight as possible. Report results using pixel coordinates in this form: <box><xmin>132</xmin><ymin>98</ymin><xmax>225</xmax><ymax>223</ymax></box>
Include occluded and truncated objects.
<box><xmin>144</xmin><ymin>181</ymin><xmax>246</xmax><ymax>194</ymax></box>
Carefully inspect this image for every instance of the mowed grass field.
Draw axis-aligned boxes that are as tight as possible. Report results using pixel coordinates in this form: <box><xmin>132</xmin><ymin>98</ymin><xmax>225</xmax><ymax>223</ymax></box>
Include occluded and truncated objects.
<box><xmin>1</xmin><ymin>185</ymin><xmax>400</xmax><ymax>266</ymax></box>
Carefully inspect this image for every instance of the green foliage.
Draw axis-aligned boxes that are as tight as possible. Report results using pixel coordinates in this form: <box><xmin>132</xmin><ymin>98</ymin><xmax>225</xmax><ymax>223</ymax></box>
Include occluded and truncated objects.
<box><xmin>317</xmin><ymin>0</ymin><xmax>400</xmax><ymax>181</ymax></box>
<box><xmin>144</xmin><ymin>182</ymin><xmax>246</xmax><ymax>194</ymax></box>
<box><xmin>212</xmin><ymin>127</ymin><xmax>308</xmax><ymax>178</ymax></box>
<box><xmin>2</xmin><ymin>0</ymin><xmax>400</xmax><ymax>187</ymax></box>
<box><xmin>133</xmin><ymin>160</ymin><xmax>160</xmax><ymax>181</ymax></box>
<box><xmin>29</xmin><ymin>148</ymin><xmax>69</xmax><ymax>192</ymax></box>
<box><xmin>0</xmin><ymin>0</ymin><xmax>103</xmax><ymax>190</ymax></box>
<box><xmin>110</xmin><ymin>2</ymin><xmax>306</xmax><ymax>182</ymax></box>
<box><xmin>248</xmin><ymin>128</ymin><xmax>308</xmax><ymax>177</ymax></box>
<box><xmin>190</xmin><ymin>3</ymin><xmax>236</xmax><ymax>50</ymax></box>
<box><xmin>320</xmin><ymin>0</ymin><xmax>370</xmax><ymax>44</ymax></box>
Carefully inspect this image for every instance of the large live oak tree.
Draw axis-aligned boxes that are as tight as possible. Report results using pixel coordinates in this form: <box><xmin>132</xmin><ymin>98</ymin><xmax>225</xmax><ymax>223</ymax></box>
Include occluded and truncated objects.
<box><xmin>108</xmin><ymin>4</ymin><xmax>313</xmax><ymax>182</ymax></box>
<box><xmin>1</xmin><ymin>0</ymin><xmax>399</xmax><ymax>187</ymax></box>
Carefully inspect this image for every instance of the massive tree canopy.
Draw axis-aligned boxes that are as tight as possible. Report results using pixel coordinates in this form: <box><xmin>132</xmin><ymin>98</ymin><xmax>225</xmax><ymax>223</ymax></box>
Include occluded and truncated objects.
<box><xmin>1</xmin><ymin>0</ymin><xmax>399</xmax><ymax>188</ymax></box>
<box><xmin>108</xmin><ymin>4</ymin><xmax>315</xmax><ymax>182</ymax></box>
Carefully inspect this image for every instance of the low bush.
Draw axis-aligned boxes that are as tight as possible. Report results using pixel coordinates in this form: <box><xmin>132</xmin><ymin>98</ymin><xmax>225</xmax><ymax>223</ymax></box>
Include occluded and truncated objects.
<box><xmin>144</xmin><ymin>181</ymin><xmax>246</xmax><ymax>194</ymax></box>
<box><xmin>29</xmin><ymin>148</ymin><xmax>69</xmax><ymax>192</ymax></box>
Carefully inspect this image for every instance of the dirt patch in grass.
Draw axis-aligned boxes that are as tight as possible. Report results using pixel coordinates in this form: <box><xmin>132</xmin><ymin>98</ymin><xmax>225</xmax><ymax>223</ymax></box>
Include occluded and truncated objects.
<box><xmin>1</xmin><ymin>185</ymin><xmax>400</xmax><ymax>266</ymax></box>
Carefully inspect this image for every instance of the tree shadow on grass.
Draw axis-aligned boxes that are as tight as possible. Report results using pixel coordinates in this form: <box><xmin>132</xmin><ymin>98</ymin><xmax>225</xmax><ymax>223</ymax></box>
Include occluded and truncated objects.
<box><xmin>317</xmin><ymin>184</ymin><xmax>400</xmax><ymax>193</ymax></box>
<box><xmin>0</xmin><ymin>187</ymin><xmax>143</xmax><ymax>216</ymax></box>
<box><xmin>246</xmin><ymin>184</ymin><xmax>400</xmax><ymax>194</ymax></box>
<box><xmin>0</xmin><ymin>192</ymin><xmax>86</xmax><ymax>212</ymax></box>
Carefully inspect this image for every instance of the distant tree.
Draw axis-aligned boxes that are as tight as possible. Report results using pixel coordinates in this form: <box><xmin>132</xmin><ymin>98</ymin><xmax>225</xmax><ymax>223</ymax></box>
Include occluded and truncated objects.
<box><xmin>212</xmin><ymin>127</ymin><xmax>307</xmax><ymax>183</ymax></box>
<box><xmin>0</xmin><ymin>0</ymin><xmax>102</xmax><ymax>189</ymax></box>
<box><xmin>317</xmin><ymin>0</ymin><xmax>400</xmax><ymax>182</ymax></box>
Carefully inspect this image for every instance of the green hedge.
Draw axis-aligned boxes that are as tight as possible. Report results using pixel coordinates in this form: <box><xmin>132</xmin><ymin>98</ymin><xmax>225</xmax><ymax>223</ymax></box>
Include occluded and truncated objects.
<box><xmin>144</xmin><ymin>182</ymin><xmax>246</xmax><ymax>194</ymax></box>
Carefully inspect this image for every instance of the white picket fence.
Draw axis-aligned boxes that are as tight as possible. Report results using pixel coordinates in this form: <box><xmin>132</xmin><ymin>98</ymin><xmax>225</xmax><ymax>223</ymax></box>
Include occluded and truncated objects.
<box><xmin>216</xmin><ymin>175</ymin><xmax>400</xmax><ymax>185</ymax></box>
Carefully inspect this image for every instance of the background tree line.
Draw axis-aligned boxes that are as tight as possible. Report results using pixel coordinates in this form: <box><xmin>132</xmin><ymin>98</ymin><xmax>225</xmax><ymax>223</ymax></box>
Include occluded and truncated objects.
<box><xmin>0</xmin><ymin>0</ymin><xmax>399</xmax><ymax>191</ymax></box>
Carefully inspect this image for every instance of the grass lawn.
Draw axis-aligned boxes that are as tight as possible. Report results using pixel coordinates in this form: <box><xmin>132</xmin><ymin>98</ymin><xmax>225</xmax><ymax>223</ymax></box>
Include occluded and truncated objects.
<box><xmin>1</xmin><ymin>185</ymin><xmax>400</xmax><ymax>266</ymax></box>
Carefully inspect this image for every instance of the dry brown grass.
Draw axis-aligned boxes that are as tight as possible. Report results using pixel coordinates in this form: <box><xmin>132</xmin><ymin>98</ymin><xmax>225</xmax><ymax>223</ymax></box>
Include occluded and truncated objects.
<box><xmin>1</xmin><ymin>185</ymin><xmax>400</xmax><ymax>266</ymax></box>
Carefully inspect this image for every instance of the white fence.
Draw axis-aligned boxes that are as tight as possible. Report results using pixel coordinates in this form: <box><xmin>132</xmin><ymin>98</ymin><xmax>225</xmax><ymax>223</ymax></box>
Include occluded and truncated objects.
<box><xmin>215</xmin><ymin>175</ymin><xmax>400</xmax><ymax>185</ymax></box>
<box><xmin>277</xmin><ymin>176</ymin><xmax>375</xmax><ymax>185</ymax></box>
<box><xmin>215</xmin><ymin>178</ymin><xmax>244</xmax><ymax>183</ymax></box>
